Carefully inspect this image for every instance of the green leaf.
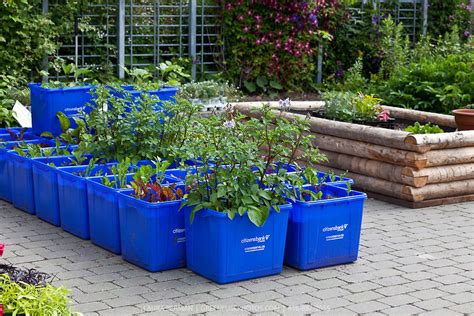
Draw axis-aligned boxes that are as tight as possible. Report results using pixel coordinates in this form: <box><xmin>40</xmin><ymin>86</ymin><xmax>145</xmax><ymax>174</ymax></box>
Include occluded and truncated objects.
<box><xmin>56</xmin><ymin>112</ymin><xmax>70</xmax><ymax>132</ymax></box>
<box><xmin>269</xmin><ymin>80</ymin><xmax>283</xmax><ymax>90</ymax></box>
<box><xmin>243</xmin><ymin>81</ymin><xmax>257</xmax><ymax>93</ymax></box>
<box><xmin>256</xmin><ymin>76</ymin><xmax>268</xmax><ymax>89</ymax></box>
<box><xmin>40</xmin><ymin>131</ymin><xmax>53</xmax><ymax>138</ymax></box>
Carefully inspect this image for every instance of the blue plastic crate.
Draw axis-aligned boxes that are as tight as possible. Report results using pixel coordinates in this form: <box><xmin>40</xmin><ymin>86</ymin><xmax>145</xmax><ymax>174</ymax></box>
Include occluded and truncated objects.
<box><xmin>117</xmin><ymin>185</ymin><xmax>186</xmax><ymax>271</ymax></box>
<box><xmin>29</xmin><ymin>83</ymin><xmax>97</xmax><ymax>136</ymax></box>
<box><xmin>120</xmin><ymin>85</ymin><xmax>178</xmax><ymax>104</ymax></box>
<box><xmin>8</xmin><ymin>151</ymin><xmax>36</xmax><ymax>214</ymax></box>
<box><xmin>7</xmin><ymin>142</ymin><xmax>58</xmax><ymax>214</ymax></box>
<box><xmin>0</xmin><ymin>132</ymin><xmax>38</xmax><ymax>142</ymax></box>
<box><xmin>284</xmin><ymin>185</ymin><xmax>367</xmax><ymax>270</ymax></box>
<box><xmin>184</xmin><ymin>204</ymin><xmax>291</xmax><ymax>284</ymax></box>
<box><xmin>57</xmin><ymin>164</ymin><xmax>116</xmax><ymax>239</ymax></box>
<box><xmin>0</xmin><ymin>139</ymin><xmax>51</xmax><ymax>202</ymax></box>
<box><xmin>32</xmin><ymin>155</ymin><xmax>92</xmax><ymax>226</ymax></box>
<box><xmin>86</xmin><ymin>173</ymin><xmax>183</xmax><ymax>254</ymax></box>
<box><xmin>0</xmin><ymin>127</ymin><xmax>31</xmax><ymax>134</ymax></box>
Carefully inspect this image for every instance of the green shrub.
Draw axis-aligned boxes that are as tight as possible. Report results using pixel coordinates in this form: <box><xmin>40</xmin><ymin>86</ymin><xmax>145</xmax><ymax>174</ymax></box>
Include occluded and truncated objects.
<box><xmin>404</xmin><ymin>122</ymin><xmax>444</xmax><ymax>134</ymax></box>
<box><xmin>0</xmin><ymin>274</ymin><xmax>77</xmax><ymax>315</ymax></box>
<box><xmin>375</xmin><ymin>32</ymin><xmax>473</xmax><ymax>114</ymax></box>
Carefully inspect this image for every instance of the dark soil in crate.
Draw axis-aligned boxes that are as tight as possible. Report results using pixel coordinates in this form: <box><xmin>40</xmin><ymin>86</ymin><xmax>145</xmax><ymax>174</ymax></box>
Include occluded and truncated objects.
<box><xmin>290</xmin><ymin>109</ymin><xmax>455</xmax><ymax>132</ymax></box>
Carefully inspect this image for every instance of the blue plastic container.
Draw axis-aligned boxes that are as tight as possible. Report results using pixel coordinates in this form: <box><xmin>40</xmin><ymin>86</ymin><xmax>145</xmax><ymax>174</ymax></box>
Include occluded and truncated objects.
<box><xmin>57</xmin><ymin>164</ymin><xmax>116</xmax><ymax>239</ymax></box>
<box><xmin>0</xmin><ymin>139</ymin><xmax>51</xmax><ymax>202</ymax></box>
<box><xmin>8</xmin><ymin>151</ymin><xmax>37</xmax><ymax>214</ymax></box>
<box><xmin>284</xmin><ymin>185</ymin><xmax>367</xmax><ymax>270</ymax></box>
<box><xmin>29</xmin><ymin>83</ymin><xmax>97</xmax><ymax>136</ymax></box>
<box><xmin>0</xmin><ymin>127</ymin><xmax>31</xmax><ymax>134</ymax></box>
<box><xmin>32</xmin><ymin>155</ymin><xmax>92</xmax><ymax>226</ymax></box>
<box><xmin>117</xmin><ymin>185</ymin><xmax>186</xmax><ymax>271</ymax></box>
<box><xmin>184</xmin><ymin>204</ymin><xmax>291</xmax><ymax>284</ymax></box>
<box><xmin>0</xmin><ymin>132</ymin><xmax>38</xmax><ymax>142</ymax></box>
<box><xmin>86</xmin><ymin>173</ymin><xmax>182</xmax><ymax>254</ymax></box>
<box><xmin>120</xmin><ymin>85</ymin><xmax>178</xmax><ymax>105</ymax></box>
<box><xmin>7</xmin><ymin>142</ymin><xmax>58</xmax><ymax>213</ymax></box>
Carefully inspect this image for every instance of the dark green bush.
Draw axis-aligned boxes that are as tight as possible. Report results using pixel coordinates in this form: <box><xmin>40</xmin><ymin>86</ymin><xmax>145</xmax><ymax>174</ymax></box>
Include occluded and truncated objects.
<box><xmin>375</xmin><ymin>32</ymin><xmax>473</xmax><ymax>114</ymax></box>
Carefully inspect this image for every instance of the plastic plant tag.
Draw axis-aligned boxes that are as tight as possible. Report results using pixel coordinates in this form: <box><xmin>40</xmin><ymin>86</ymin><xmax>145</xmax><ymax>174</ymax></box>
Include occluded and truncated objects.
<box><xmin>12</xmin><ymin>101</ymin><xmax>32</xmax><ymax>127</ymax></box>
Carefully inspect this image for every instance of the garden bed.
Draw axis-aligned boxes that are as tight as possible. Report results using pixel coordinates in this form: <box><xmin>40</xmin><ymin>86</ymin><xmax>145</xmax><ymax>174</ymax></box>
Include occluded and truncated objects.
<box><xmin>234</xmin><ymin>101</ymin><xmax>474</xmax><ymax>208</ymax></box>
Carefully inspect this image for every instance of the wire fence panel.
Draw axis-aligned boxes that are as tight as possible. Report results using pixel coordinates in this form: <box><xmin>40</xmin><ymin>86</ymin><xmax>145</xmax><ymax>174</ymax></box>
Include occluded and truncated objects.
<box><xmin>51</xmin><ymin>0</ymin><xmax>220</xmax><ymax>79</ymax></box>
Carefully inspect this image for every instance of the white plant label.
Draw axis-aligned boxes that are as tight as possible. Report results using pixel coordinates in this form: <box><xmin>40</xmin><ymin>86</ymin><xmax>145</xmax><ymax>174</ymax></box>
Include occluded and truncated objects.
<box><xmin>12</xmin><ymin>101</ymin><xmax>32</xmax><ymax>128</ymax></box>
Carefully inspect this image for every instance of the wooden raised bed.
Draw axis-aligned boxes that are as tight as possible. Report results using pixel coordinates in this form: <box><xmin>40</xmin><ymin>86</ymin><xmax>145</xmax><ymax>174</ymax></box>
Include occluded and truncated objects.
<box><xmin>233</xmin><ymin>101</ymin><xmax>474</xmax><ymax>208</ymax></box>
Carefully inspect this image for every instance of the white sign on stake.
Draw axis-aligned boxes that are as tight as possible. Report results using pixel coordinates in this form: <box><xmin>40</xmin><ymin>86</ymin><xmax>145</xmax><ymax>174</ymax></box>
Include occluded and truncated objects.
<box><xmin>12</xmin><ymin>101</ymin><xmax>32</xmax><ymax>128</ymax></box>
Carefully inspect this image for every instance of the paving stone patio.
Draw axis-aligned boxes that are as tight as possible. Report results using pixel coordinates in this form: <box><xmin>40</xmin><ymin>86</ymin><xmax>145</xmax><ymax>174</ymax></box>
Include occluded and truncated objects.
<box><xmin>1</xmin><ymin>198</ymin><xmax>473</xmax><ymax>315</ymax></box>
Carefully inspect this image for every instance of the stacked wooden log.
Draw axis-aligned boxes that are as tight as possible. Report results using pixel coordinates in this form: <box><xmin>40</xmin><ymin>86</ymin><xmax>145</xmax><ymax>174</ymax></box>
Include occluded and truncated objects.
<box><xmin>233</xmin><ymin>101</ymin><xmax>474</xmax><ymax>208</ymax></box>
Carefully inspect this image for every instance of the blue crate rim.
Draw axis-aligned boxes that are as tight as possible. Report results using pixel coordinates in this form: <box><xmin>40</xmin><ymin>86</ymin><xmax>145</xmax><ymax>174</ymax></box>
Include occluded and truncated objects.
<box><xmin>118</xmin><ymin>187</ymin><xmax>185</xmax><ymax>208</ymax></box>
<box><xmin>294</xmin><ymin>184</ymin><xmax>367</xmax><ymax>207</ymax></box>
<box><xmin>28</xmin><ymin>82</ymin><xmax>98</xmax><ymax>92</ymax></box>
<box><xmin>190</xmin><ymin>203</ymin><xmax>292</xmax><ymax>220</ymax></box>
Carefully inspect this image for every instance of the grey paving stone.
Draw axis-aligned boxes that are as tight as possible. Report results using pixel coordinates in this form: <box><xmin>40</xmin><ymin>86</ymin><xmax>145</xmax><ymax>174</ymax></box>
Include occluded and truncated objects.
<box><xmin>276</xmin><ymin>294</ymin><xmax>315</xmax><ymax>307</ymax></box>
<box><xmin>74</xmin><ymin>302</ymin><xmax>110</xmax><ymax>313</ymax></box>
<box><xmin>346</xmin><ymin>291</ymin><xmax>384</xmax><ymax>303</ymax></box>
<box><xmin>208</xmin><ymin>296</ymin><xmax>251</xmax><ymax>310</ymax></box>
<box><xmin>275</xmin><ymin>284</ymin><xmax>314</xmax><ymax>296</ymax></box>
<box><xmin>241</xmin><ymin>280</ymin><xmax>286</xmax><ymax>293</ymax></box>
<box><xmin>448</xmin><ymin>302</ymin><xmax>474</xmax><ymax>314</ymax></box>
<box><xmin>414</xmin><ymin>298</ymin><xmax>456</xmax><ymax>310</ymax></box>
<box><xmin>98</xmin><ymin>306</ymin><xmax>142</xmax><ymax>315</ymax></box>
<box><xmin>346</xmin><ymin>301</ymin><xmax>390</xmax><ymax>314</ymax></box>
<box><xmin>382</xmin><ymin>305</ymin><xmax>426</xmax><ymax>315</ymax></box>
<box><xmin>310</xmin><ymin>287</ymin><xmax>351</xmax><ymax>299</ymax></box>
<box><xmin>211</xmin><ymin>286</ymin><xmax>251</xmax><ymax>299</ymax></box>
<box><xmin>410</xmin><ymin>288</ymin><xmax>447</xmax><ymax>300</ymax></box>
<box><xmin>175</xmin><ymin>293</ymin><xmax>218</xmax><ymax>305</ymax></box>
<box><xmin>444</xmin><ymin>292</ymin><xmax>474</xmax><ymax>304</ymax></box>
<box><xmin>343</xmin><ymin>281</ymin><xmax>382</xmax><ymax>293</ymax></box>
<box><xmin>377</xmin><ymin>294</ymin><xmax>420</xmax><ymax>306</ymax></box>
<box><xmin>418</xmin><ymin>308</ymin><xmax>464</xmax><ymax>316</ymax></box>
<box><xmin>242</xmin><ymin>290</ymin><xmax>284</xmax><ymax>303</ymax></box>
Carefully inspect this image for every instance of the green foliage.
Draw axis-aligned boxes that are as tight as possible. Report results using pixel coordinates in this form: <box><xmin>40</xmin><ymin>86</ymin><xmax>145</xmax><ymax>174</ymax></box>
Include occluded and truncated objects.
<box><xmin>180</xmin><ymin>103</ymin><xmax>327</xmax><ymax>227</ymax></box>
<box><xmin>158</xmin><ymin>59</ymin><xmax>192</xmax><ymax>85</ymax></box>
<box><xmin>14</xmin><ymin>140</ymin><xmax>70</xmax><ymax>158</ymax></box>
<box><xmin>243</xmin><ymin>76</ymin><xmax>283</xmax><ymax>97</ymax></box>
<box><xmin>0</xmin><ymin>274</ymin><xmax>77</xmax><ymax>315</ymax></box>
<box><xmin>352</xmin><ymin>93</ymin><xmax>383</xmax><ymax>121</ymax></box>
<box><xmin>378</xmin><ymin>16</ymin><xmax>409</xmax><ymax>80</ymax></box>
<box><xmin>404</xmin><ymin>122</ymin><xmax>444</xmax><ymax>134</ymax></box>
<box><xmin>427</xmin><ymin>0</ymin><xmax>471</xmax><ymax>38</ymax></box>
<box><xmin>101</xmin><ymin>158</ymin><xmax>132</xmax><ymax>188</ymax></box>
<box><xmin>322</xmin><ymin>91</ymin><xmax>384</xmax><ymax>122</ymax></box>
<box><xmin>374</xmin><ymin>32</ymin><xmax>473</xmax><ymax>113</ymax></box>
<box><xmin>322</xmin><ymin>91</ymin><xmax>355</xmax><ymax>122</ymax></box>
<box><xmin>219</xmin><ymin>1</ymin><xmax>342</xmax><ymax>93</ymax></box>
<box><xmin>84</xmin><ymin>87</ymin><xmax>201</xmax><ymax>162</ymax></box>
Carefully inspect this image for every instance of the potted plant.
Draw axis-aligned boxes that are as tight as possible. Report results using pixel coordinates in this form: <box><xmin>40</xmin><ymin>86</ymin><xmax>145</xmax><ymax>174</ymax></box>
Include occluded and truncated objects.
<box><xmin>56</xmin><ymin>160</ymin><xmax>117</xmax><ymax>239</ymax></box>
<box><xmin>179</xmin><ymin>80</ymin><xmax>236</xmax><ymax>112</ymax></box>
<box><xmin>181</xmin><ymin>103</ymin><xmax>326</xmax><ymax>283</ymax></box>
<box><xmin>118</xmin><ymin>67</ymin><xmax>178</xmax><ymax>106</ymax></box>
<box><xmin>116</xmin><ymin>163</ymin><xmax>186</xmax><ymax>271</ymax></box>
<box><xmin>87</xmin><ymin>160</ymin><xmax>183</xmax><ymax>255</ymax></box>
<box><xmin>0</xmin><ymin>138</ymin><xmax>52</xmax><ymax>203</ymax></box>
<box><xmin>284</xmin><ymin>173</ymin><xmax>367</xmax><ymax>270</ymax></box>
<box><xmin>6</xmin><ymin>140</ymin><xmax>67</xmax><ymax>214</ymax></box>
<box><xmin>31</xmin><ymin>147</ymin><xmax>93</xmax><ymax>226</ymax></box>
<box><xmin>452</xmin><ymin>104</ymin><xmax>474</xmax><ymax>131</ymax></box>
